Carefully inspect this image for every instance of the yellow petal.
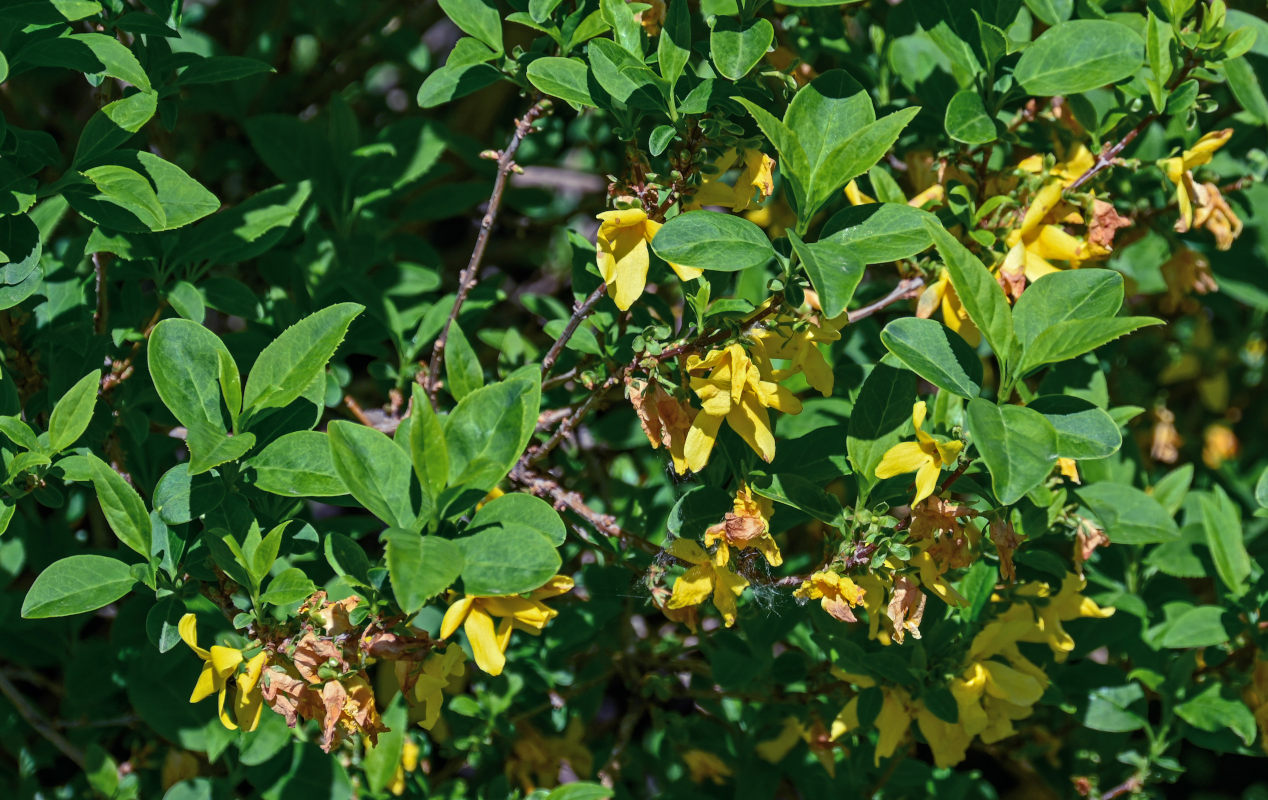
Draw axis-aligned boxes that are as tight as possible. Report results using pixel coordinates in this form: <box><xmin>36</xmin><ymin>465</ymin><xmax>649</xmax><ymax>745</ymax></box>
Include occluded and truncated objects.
<box><xmin>830</xmin><ymin>696</ymin><xmax>860</xmax><ymax>740</ymax></box>
<box><xmin>915</xmin><ymin>706</ymin><xmax>971</xmax><ymax>768</ymax></box>
<box><xmin>935</xmin><ymin>439</ymin><xmax>963</xmax><ymax>466</ymax></box>
<box><xmin>668</xmin><ymin>538</ymin><xmax>708</xmax><ymax>565</ymax></box>
<box><xmin>217</xmin><ymin>686</ymin><xmax>237</xmax><ymax>731</ymax></box>
<box><xmin>684</xmin><ymin>408</ymin><xmax>724</xmax><ymax>472</ymax></box>
<box><xmin>913</xmin><ymin>460</ymin><xmax>940</xmax><ymax>506</ymax></box>
<box><xmin>982</xmin><ymin>660</ymin><xmax>1045</xmax><ymax>706</ymax></box>
<box><xmin>209</xmin><ymin>646</ymin><xmax>243</xmax><ymax>678</ymax></box>
<box><xmin>727</xmin><ymin>394</ymin><xmax>775</xmax><ymax>462</ymax></box>
<box><xmin>238</xmin><ymin>652</ymin><xmax>268</xmax><ymax>694</ymax></box>
<box><xmin>530</xmin><ymin>574</ymin><xmax>575</xmax><ymax>599</ymax></box>
<box><xmin>601</xmin><ymin>235</ymin><xmax>650</xmax><ymax>311</ymax></box>
<box><xmin>464</xmin><ymin>606</ymin><xmax>506</xmax><ymax>676</ymax></box>
<box><xmin>668</xmin><ymin>564</ymin><xmax>716</xmax><ymax>610</ymax></box>
<box><xmin>178</xmin><ymin>613</ymin><xmax>209</xmax><ymax>660</ymax></box>
<box><xmin>874</xmin><ymin>689</ymin><xmax>911</xmax><ymax>765</ymax></box>
<box><xmin>1020</xmin><ymin>181</ymin><xmax>1063</xmax><ymax>235</ymax></box>
<box><xmin>875</xmin><ymin>442</ymin><xmax>931</xmax><ymax>479</ymax></box>
<box><xmin>234</xmin><ymin>683</ymin><xmax>265</xmax><ymax>732</ymax></box>
<box><xmin>440</xmin><ymin>596</ymin><xmax>475</xmax><ymax>640</ymax></box>
<box><xmin>190</xmin><ymin>662</ymin><xmax>219</xmax><ymax>703</ymax></box>
<box><xmin>911</xmin><ymin>400</ymin><xmax>929</xmax><ymax>441</ymax></box>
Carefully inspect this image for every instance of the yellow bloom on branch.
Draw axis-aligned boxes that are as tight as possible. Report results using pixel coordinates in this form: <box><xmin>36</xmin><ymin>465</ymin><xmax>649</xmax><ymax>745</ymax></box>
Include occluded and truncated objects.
<box><xmin>683</xmin><ymin>343</ymin><xmax>802</xmax><ymax>471</ymax></box>
<box><xmin>440</xmin><ymin>575</ymin><xmax>574</xmax><ymax>676</ymax></box>
<box><xmin>596</xmin><ymin>209</ymin><xmax>702</xmax><ymax>311</ymax></box>
<box><xmin>916</xmin><ymin>269</ymin><xmax>980</xmax><ymax>347</ymax></box>
<box><xmin>682</xmin><ymin>749</ymin><xmax>733</xmax><ymax>784</ymax></box>
<box><xmin>413</xmin><ymin>643</ymin><xmax>466</xmax><ymax>730</ymax></box>
<box><xmin>1159</xmin><ymin>128</ymin><xmax>1232</xmax><ymax>233</ymax></box>
<box><xmin>179</xmin><ymin>613</ymin><xmax>268</xmax><ymax>732</ymax></box>
<box><xmin>875</xmin><ymin>401</ymin><xmax>963</xmax><ymax>506</ymax></box>
<box><xmin>794</xmin><ymin>570</ymin><xmax>866</xmax><ymax>622</ymax></box>
<box><xmin>750</xmin><ymin>316</ymin><xmax>838</xmax><ymax>397</ymax></box>
<box><xmin>704</xmin><ymin>483</ymin><xmax>782</xmax><ymax>566</ymax></box>
<box><xmin>689</xmin><ymin>149</ymin><xmax>776</xmax><ymax>212</ymax></box>
<box><xmin>665</xmin><ymin>539</ymin><xmax>748</xmax><ymax>627</ymax></box>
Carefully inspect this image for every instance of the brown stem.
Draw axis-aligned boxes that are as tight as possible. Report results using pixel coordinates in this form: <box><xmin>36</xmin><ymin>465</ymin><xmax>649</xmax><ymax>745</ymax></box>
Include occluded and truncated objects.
<box><xmin>509</xmin><ymin>464</ymin><xmax>660</xmax><ymax>555</ymax></box>
<box><xmin>92</xmin><ymin>252</ymin><xmax>110</xmax><ymax>335</ymax></box>
<box><xmin>0</xmin><ymin>669</ymin><xmax>86</xmax><ymax>769</ymax></box>
<box><xmin>1066</xmin><ymin>55</ymin><xmax>1199</xmax><ymax>192</ymax></box>
<box><xmin>529</xmin><ymin>375</ymin><xmax>619</xmax><ymax>465</ymax></box>
<box><xmin>652</xmin><ymin>296</ymin><xmax>783</xmax><ymax>364</ymax></box>
<box><xmin>425</xmin><ymin>99</ymin><xmax>550</xmax><ymax>408</ymax></box>
<box><xmin>846</xmin><ymin>277</ymin><xmax>925</xmax><ymax>324</ymax></box>
<box><xmin>541</xmin><ymin>283</ymin><xmax>607</xmax><ymax>377</ymax></box>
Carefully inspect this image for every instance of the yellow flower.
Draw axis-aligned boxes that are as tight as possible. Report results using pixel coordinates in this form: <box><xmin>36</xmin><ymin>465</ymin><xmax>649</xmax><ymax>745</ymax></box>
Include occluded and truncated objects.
<box><xmin>756</xmin><ymin>716</ymin><xmax>805</xmax><ymax>763</ymax></box>
<box><xmin>507</xmin><ymin>719</ymin><xmax>594</xmax><ymax>791</ymax></box>
<box><xmin>1016</xmin><ymin>142</ymin><xmax>1095</xmax><ymax>187</ymax></box>
<box><xmin>630</xmin><ymin>0</ymin><xmax>665</xmax><ymax>35</ymax></box>
<box><xmin>160</xmin><ymin>750</ymin><xmax>199</xmax><ymax>791</ymax></box>
<box><xmin>1001</xmin><ymin>180</ymin><xmax>1105</xmax><ymax>283</ymax></box>
<box><xmin>704</xmin><ymin>483</ymin><xmax>781</xmax><ymax>566</ymax></box>
<box><xmin>682</xmin><ymin>749</ymin><xmax>733</xmax><ymax>784</ymax></box>
<box><xmin>794</xmin><ymin>570</ymin><xmax>866</xmax><ymax>622</ymax></box>
<box><xmin>750</xmin><ymin>316</ymin><xmax>839</xmax><ymax>397</ymax></box>
<box><xmin>844</xmin><ymin>178</ymin><xmax>945</xmax><ymax>209</ymax></box>
<box><xmin>439</xmin><ymin>575</ymin><xmax>574</xmax><ymax>676</ymax></box>
<box><xmin>689</xmin><ymin>149</ymin><xmax>775</xmax><ymax>212</ymax></box>
<box><xmin>873</xmin><ymin>687</ymin><xmax>915</xmax><ymax>765</ymax></box>
<box><xmin>387</xmin><ymin>739</ymin><xmax>421</xmax><ymax>796</ymax></box>
<box><xmin>916</xmin><ymin>269</ymin><xmax>980</xmax><ymax>347</ymax></box>
<box><xmin>874</xmin><ymin>401</ymin><xmax>963</xmax><ymax>506</ymax></box>
<box><xmin>1159</xmin><ymin>128</ymin><xmax>1232</xmax><ymax>233</ymax></box>
<box><xmin>596</xmin><ymin>209</ymin><xmax>702</xmax><ymax>311</ymax></box>
<box><xmin>665</xmin><ymin>538</ymin><xmax>748</xmax><ymax>627</ymax></box>
<box><xmin>683</xmin><ymin>343</ymin><xmax>802</xmax><ymax>471</ymax></box>
<box><xmin>413</xmin><ymin>643</ymin><xmax>466</xmax><ymax>729</ymax></box>
<box><xmin>179</xmin><ymin>613</ymin><xmax>268</xmax><ymax>732</ymax></box>
<box><xmin>909</xmin><ymin>548</ymin><xmax>967</xmax><ymax>607</ymax></box>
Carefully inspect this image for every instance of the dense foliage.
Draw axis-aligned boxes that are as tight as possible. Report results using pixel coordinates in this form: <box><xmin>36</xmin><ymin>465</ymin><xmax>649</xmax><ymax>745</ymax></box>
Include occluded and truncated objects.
<box><xmin>2</xmin><ymin>0</ymin><xmax>1268</xmax><ymax>797</ymax></box>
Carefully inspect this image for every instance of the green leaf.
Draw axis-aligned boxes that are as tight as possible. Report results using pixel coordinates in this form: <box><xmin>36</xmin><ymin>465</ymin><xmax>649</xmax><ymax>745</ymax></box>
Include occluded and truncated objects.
<box><xmin>81</xmin><ymin>164</ymin><xmax>165</xmax><ymax>230</ymax></box>
<box><xmin>1020</xmin><ymin>316</ymin><xmax>1162</xmax><ymax>375</ymax></box>
<box><xmin>1201</xmin><ymin>486</ymin><xmax>1250</xmax><ymax>598</ymax></box>
<box><xmin>1084</xmin><ymin>684</ymin><xmax>1146</xmax><ymax>733</ymax></box>
<box><xmin>408</xmin><ymin>383</ymin><xmax>448</xmax><ymax>505</ymax></box>
<box><xmin>148</xmin><ymin>318</ymin><xmax>233</xmax><ymax>432</ymax></box>
<box><xmin>1022</xmin><ymin>0</ymin><xmax>1072</xmax><ymax>25</ymax></box>
<box><xmin>323</xmin><ymin>534</ymin><xmax>372</xmax><ymax>588</ymax></box>
<box><xmin>84</xmin><ymin>453</ymin><xmax>151</xmax><ymax>556</ymax></box>
<box><xmin>526</xmin><ymin>57</ymin><xmax>596</xmax><ymax>107</ymax></box>
<box><xmin>847</xmin><ymin>359</ymin><xmax>917</xmax><ymax>499</ymax></box>
<box><xmin>751</xmin><ymin>473</ymin><xmax>842</xmax><ymax>525</ymax></box>
<box><xmin>179</xmin><ymin>181</ymin><xmax>312</xmax><ymax>267</ymax></box>
<box><xmin>880</xmin><ymin>318</ymin><xmax>983</xmax><ymax>398</ymax></box>
<box><xmin>1176</xmin><ymin>684</ymin><xmax>1257</xmax><ymax>747</ymax></box>
<box><xmin>1256</xmin><ymin>466</ymin><xmax>1268</xmax><ymax>509</ymax></box>
<box><xmin>600</xmin><ymin>0</ymin><xmax>642</xmax><ymax>55</ymax></box>
<box><xmin>74</xmin><ymin>91</ymin><xmax>157</xmax><ymax>166</ymax></box>
<box><xmin>186</xmin><ymin>427</ymin><xmax>256</xmax><ymax>475</ymax></box>
<box><xmin>1014</xmin><ymin>20</ymin><xmax>1145</xmax><ymax>96</ymax></box>
<box><xmin>657</xmin><ymin>0</ymin><xmax>691</xmax><ymax>88</ymax></box>
<box><xmin>384</xmin><ymin>528</ymin><xmax>463</xmax><ymax>615</ymax></box>
<box><xmin>650</xmin><ymin>210</ymin><xmax>775</xmax><ymax>272</ymax></box>
<box><xmin>145</xmin><ymin>596</ymin><xmax>185</xmax><ymax>654</ymax></box>
<box><xmin>457</xmin><ymin>524</ymin><xmax>561</xmax><ymax>596</ymax></box>
<box><xmin>242</xmin><ymin>303</ymin><xmax>363</xmax><ymax>418</ymax></box>
<box><xmin>0</xmin><ymin>214</ymin><xmax>43</xmax><ymax>286</ymax></box>
<box><xmin>445</xmin><ymin>370</ymin><xmax>540</xmax><ymax>493</ymax></box>
<box><xmin>0</xmin><ymin>416</ymin><xmax>38</xmax><ymax>450</ymax></box>
<box><xmin>545</xmin><ymin>785</ymin><xmax>616</xmax><ymax>800</ymax></box>
<box><xmin>587</xmin><ymin>38</ymin><xmax>665</xmax><ymax>109</ymax></box>
<box><xmin>48</xmin><ymin>369</ymin><xmax>100</xmax><ymax>452</ymax></box>
<box><xmin>965</xmin><ymin>398</ymin><xmax>1057</xmax><ymax>505</ymax></box>
<box><xmin>166</xmin><ymin>280</ymin><xmax>205</xmax><ymax>323</ymax></box>
<box><xmin>1027</xmin><ymin>395</ymin><xmax>1121</xmax><ymax>460</ymax></box>
<box><xmin>71</xmin><ymin>32</ymin><xmax>152</xmax><ymax>90</ymax></box>
<box><xmin>21</xmin><ymin>555</ymin><xmax>135</xmax><ymax>618</ymax></box>
<box><xmin>785</xmin><ymin>70</ymin><xmax>872</xmax><ymax>177</ymax></box>
<box><xmin>469</xmin><ymin>492</ymin><xmax>566</xmax><ymax>546</ymax></box>
<box><xmin>328</xmin><ymin>421</ymin><xmax>417</xmax><ymax>529</ymax></box>
<box><xmin>787</xmin><ymin>231</ymin><xmax>863</xmax><ymax>319</ymax></box>
<box><xmin>1160</xmin><ymin>606</ymin><xmax>1230</xmax><ymax>649</ymax></box>
<box><xmin>245</xmin><ymin>431</ymin><xmax>348</xmax><ymax>497</ymax></box>
<box><xmin>133</xmin><ymin>151</ymin><xmax>220</xmax><ymax>230</ymax></box>
<box><xmin>924</xmin><ymin>218</ymin><xmax>1014</xmax><ymax>360</ymax></box>
<box><xmin>529</xmin><ymin>0</ymin><xmax>564</xmax><ymax>22</ymax></box>
<box><xmin>251</xmin><ymin>523</ymin><xmax>287</xmax><ymax>587</ymax></box>
<box><xmin>152</xmin><ymin>463</ymin><xmax>225</xmax><ymax>525</ymax></box>
<box><xmin>363</xmin><ymin>700</ymin><xmax>408</xmax><ymax>795</ymax></box>
<box><xmin>807</xmin><ymin>107</ymin><xmax>920</xmax><ymax>216</ymax></box>
<box><xmin>710</xmin><ymin>17</ymin><xmax>774</xmax><ymax>80</ymax></box>
<box><xmin>944</xmin><ymin>89</ymin><xmax>996</xmax><ymax>144</ymax></box>
<box><xmin>438</xmin><ymin>0</ymin><xmax>504</xmax><ymax>52</ymax></box>
<box><xmin>733</xmin><ymin>98</ymin><xmax>809</xmax><ymax>212</ymax></box>
<box><xmin>178</xmin><ymin>56</ymin><xmax>274</xmax><ymax>85</ymax></box>
<box><xmin>1076</xmin><ymin>483</ymin><xmax>1180</xmax><ymax>544</ymax></box>
<box><xmin>444</xmin><ymin>323</ymin><xmax>483</xmax><ymax>401</ymax></box>
<box><xmin>1012</xmin><ymin>269</ymin><xmax>1124</xmax><ymax>346</ymax></box>
<box><xmin>259</xmin><ymin>567</ymin><xmax>317</xmax><ymax>606</ymax></box>
<box><xmin>417</xmin><ymin>63</ymin><xmax>502</xmax><ymax>108</ymax></box>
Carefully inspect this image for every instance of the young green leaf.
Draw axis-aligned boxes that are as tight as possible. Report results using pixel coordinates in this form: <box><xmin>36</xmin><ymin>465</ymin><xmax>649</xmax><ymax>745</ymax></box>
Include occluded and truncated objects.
<box><xmin>48</xmin><ymin>369</ymin><xmax>100</xmax><ymax>452</ymax></box>
<box><xmin>457</xmin><ymin>525</ymin><xmax>561</xmax><ymax>596</ymax></box>
<box><xmin>384</xmin><ymin>528</ymin><xmax>463</xmax><ymax>615</ymax></box>
<box><xmin>328</xmin><ymin>420</ymin><xmax>418</xmax><ymax>529</ymax></box>
<box><xmin>965</xmin><ymin>398</ymin><xmax>1058</xmax><ymax>505</ymax></box>
<box><xmin>650</xmin><ymin>211</ymin><xmax>775</xmax><ymax>272</ymax></box>
<box><xmin>444</xmin><ymin>323</ymin><xmax>483</xmax><ymax>401</ymax></box>
<box><xmin>242</xmin><ymin>302</ymin><xmax>363</xmax><ymax>418</ymax></box>
<box><xmin>21</xmin><ymin>555</ymin><xmax>136</xmax><ymax>618</ymax></box>
<box><xmin>880</xmin><ymin>317</ymin><xmax>983</xmax><ymax>398</ymax></box>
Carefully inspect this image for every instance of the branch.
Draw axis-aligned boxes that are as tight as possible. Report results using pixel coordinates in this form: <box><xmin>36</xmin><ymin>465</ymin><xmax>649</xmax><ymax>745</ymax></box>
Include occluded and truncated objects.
<box><xmin>510</xmin><ymin>464</ymin><xmax>660</xmax><ymax>555</ymax></box>
<box><xmin>846</xmin><ymin>276</ymin><xmax>925</xmax><ymax>324</ymax></box>
<box><xmin>529</xmin><ymin>374</ymin><xmax>620</xmax><ymax>465</ymax></box>
<box><xmin>1066</xmin><ymin>55</ymin><xmax>1199</xmax><ymax>192</ymax></box>
<box><xmin>541</xmin><ymin>283</ymin><xmax>607</xmax><ymax>377</ymax></box>
<box><xmin>425</xmin><ymin>99</ymin><xmax>550</xmax><ymax>407</ymax></box>
<box><xmin>0</xmin><ymin>669</ymin><xmax>86</xmax><ymax>769</ymax></box>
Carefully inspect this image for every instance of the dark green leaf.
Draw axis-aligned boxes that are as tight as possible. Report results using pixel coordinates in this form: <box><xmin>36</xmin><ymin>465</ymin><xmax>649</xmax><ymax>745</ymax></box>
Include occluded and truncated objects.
<box><xmin>787</xmin><ymin>231</ymin><xmax>863</xmax><ymax>319</ymax></box>
<box><xmin>945</xmin><ymin>89</ymin><xmax>996</xmax><ymax>144</ymax></box>
<box><xmin>445</xmin><ymin>370</ymin><xmax>540</xmax><ymax>493</ymax></box>
<box><xmin>526</xmin><ymin>57</ymin><xmax>596</xmax><ymax>107</ymax></box>
<box><xmin>1014</xmin><ymin>20</ymin><xmax>1145</xmax><ymax>96</ymax></box>
<box><xmin>1084</xmin><ymin>684</ymin><xmax>1146</xmax><ymax>732</ymax></box>
<box><xmin>710</xmin><ymin>17</ymin><xmax>774</xmax><ymax>80</ymax></box>
<box><xmin>21</xmin><ymin>555</ymin><xmax>135</xmax><ymax>618</ymax></box>
<box><xmin>384</xmin><ymin>528</ymin><xmax>463</xmax><ymax>614</ymax></box>
<box><xmin>1201</xmin><ymin>486</ymin><xmax>1250</xmax><ymax>598</ymax></box>
<box><xmin>438</xmin><ymin>0</ymin><xmax>504</xmax><ymax>51</ymax></box>
<box><xmin>444</xmin><ymin>323</ymin><xmax>483</xmax><ymax>402</ymax></box>
<box><xmin>469</xmin><ymin>492</ymin><xmax>566</xmax><ymax>545</ymax></box>
<box><xmin>1160</xmin><ymin>606</ymin><xmax>1229</xmax><ymax>649</ymax></box>
<box><xmin>1077</xmin><ymin>483</ymin><xmax>1180</xmax><ymax>544</ymax></box>
<box><xmin>328</xmin><ymin>421</ymin><xmax>417</xmax><ymax>529</ymax></box>
<box><xmin>965</xmin><ymin>398</ymin><xmax>1057</xmax><ymax>505</ymax></box>
<box><xmin>880</xmin><ymin>317</ymin><xmax>983</xmax><ymax>398</ymax></box>
<box><xmin>245</xmin><ymin>431</ymin><xmax>348</xmax><ymax>497</ymax></box>
<box><xmin>820</xmin><ymin>203</ymin><xmax>935</xmax><ymax>264</ymax></box>
<box><xmin>1027</xmin><ymin>395</ymin><xmax>1121</xmax><ymax>460</ymax></box>
<box><xmin>47</xmin><ymin>369</ymin><xmax>100</xmax><ymax>452</ymax></box>
<box><xmin>847</xmin><ymin>359</ymin><xmax>917</xmax><ymax>499</ymax></box>
<box><xmin>1176</xmin><ymin>684</ymin><xmax>1257</xmax><ymax>746</ymax></box>
<box><xmin>651</xmin><ymin>210</ymin><xmax>775</xmax><ymax>272</ymax></box>
<box><xmin>242</xmin><ymin>303</ymin><xmax>363</xmax><ymax>417</ymax></box>
<box><xmin>925</xmin><ymin>219</ymin><xmax>1014</xmax><ymax>360</ymax></box>
<box><xmin>457</xmin><ymin>524</ymin><xmax>561</xmax><ymax>596</ymax></box>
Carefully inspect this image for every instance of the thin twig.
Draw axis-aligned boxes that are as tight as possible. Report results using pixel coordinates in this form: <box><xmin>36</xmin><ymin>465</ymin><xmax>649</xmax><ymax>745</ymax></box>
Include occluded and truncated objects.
<box><xmin>0</xmin><ymin>670</ymin><xmax>86</xmax><ymax>769</ymax></box>
<box><xmin>652</xmin><ymin>297</ymin><xmax>783</xmax><ymax>364</ymax></box>
<box><xmin>92</xmin><ymin>252</ymin><xmax>110</xmax><ymax>335</ymax></box>
<box><xmin>509</xmin><ymin>464</ymin><xmax>660</xmax><ymax>555</ymax></box>
<box><xmin>425</xmin><ymin>99</ymin><xmax>550</xmax><ymax>408</ymax></box>
<box><xmin>541</xmin><ymin>283</ymin><xmax>607</xmax><ymax>377</ymax></box>
<box><xmin>1067</xmin><ymin>55</ymin><xmax>1199</xmax><ymax>192</ymax></box>
<box><xmin>529</xmin><ymin>375</ymin><xmax>619</xmax><ymax>465</ymax></box>
<box><xmin>342</xmin><ymin>394</ymin><xmax>374</xmax><ymax>427</ymax></box>
<box><xmin>846</xmin><ymin>277</ymin><xmax>925</xmax><ymax>324</ymax></box>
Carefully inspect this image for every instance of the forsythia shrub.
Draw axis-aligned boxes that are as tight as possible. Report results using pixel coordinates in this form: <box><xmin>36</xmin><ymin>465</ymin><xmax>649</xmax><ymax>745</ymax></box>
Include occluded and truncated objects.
<box><xmin>2</xmin><ymin>0</ymin><xmax>1268</xmax><ymax>798</ymax></box>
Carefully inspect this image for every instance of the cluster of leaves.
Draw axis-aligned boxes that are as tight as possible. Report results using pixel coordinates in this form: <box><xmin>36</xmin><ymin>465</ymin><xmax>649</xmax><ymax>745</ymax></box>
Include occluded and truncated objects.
<box><xmin>2</xmin><ymin>0</ymin><xmax>1268</xmax><ymax>799</ymax></box>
